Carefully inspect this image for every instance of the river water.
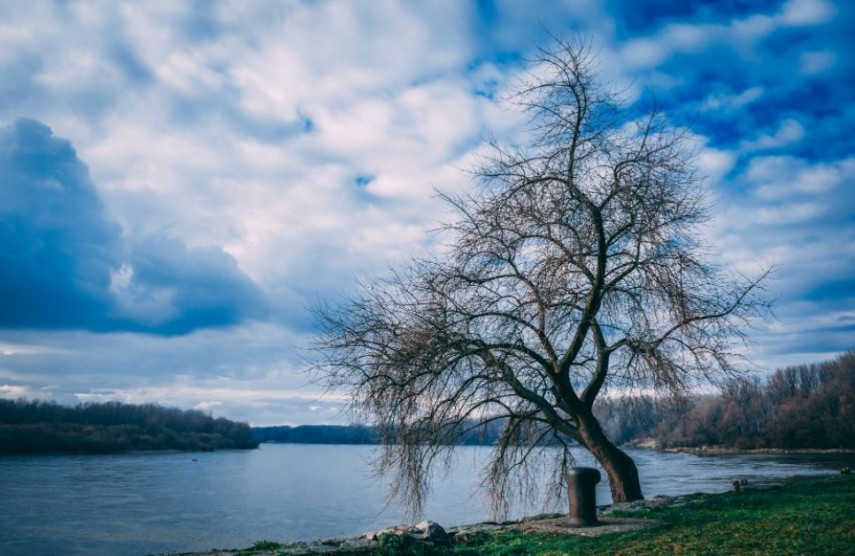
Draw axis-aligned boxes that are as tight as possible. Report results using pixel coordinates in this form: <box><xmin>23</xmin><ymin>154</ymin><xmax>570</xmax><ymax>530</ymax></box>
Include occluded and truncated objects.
<box><xmin>0</xmin><ymin>444</ymin><xmax>850</xmax><ymax>555</ymax></box>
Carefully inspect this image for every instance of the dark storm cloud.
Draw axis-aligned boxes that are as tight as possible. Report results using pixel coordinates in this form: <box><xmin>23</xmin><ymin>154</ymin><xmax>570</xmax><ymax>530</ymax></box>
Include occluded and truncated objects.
<box><xmin>0</xmin><ymin>118</ymin><xmax>122</xmax><ymax>330</ymax></box>
<box><xmin>121</xmin><ymin>234</ymin><xmax>267</xmax><ymax>335</ymax></box>
<box><xmin>0</xmin><ymin>118</ymin><xmax>265</xmax><ymax>334</ymax></box>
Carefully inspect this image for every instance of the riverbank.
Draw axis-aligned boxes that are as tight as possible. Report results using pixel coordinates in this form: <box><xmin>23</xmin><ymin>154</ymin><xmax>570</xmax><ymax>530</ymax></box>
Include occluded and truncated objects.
<box><xmin>172</xmin><ymin>473</ymin><xmax>853</xmax><ymax>555</ymax></box>
<box><xmin>663</xmin><ymin>445</ymin><xmax>855</xmax><ymax>456</ymax></box>
<box><xmin>627</xmin><ymin>437</ymin><xmax>855</xmax><ymax>455</ymax></box>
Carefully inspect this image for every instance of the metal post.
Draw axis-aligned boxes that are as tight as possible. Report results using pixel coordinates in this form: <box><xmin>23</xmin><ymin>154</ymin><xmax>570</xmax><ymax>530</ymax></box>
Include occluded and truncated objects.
<box><xmin>566</xmin><ymin>467</ymin><xmax>601</xmax><ymax>527</ymax></box>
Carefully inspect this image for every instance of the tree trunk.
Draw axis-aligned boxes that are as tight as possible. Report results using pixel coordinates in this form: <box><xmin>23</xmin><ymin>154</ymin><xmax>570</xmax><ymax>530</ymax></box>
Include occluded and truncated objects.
<box><xmin>577</xmin><ymin>411</ymin><xmax>644</xmax><ymax>503</ymax></box>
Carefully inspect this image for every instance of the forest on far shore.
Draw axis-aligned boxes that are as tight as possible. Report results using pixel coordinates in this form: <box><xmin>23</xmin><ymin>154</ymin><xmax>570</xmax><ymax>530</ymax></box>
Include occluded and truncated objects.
<box><xmin>254</xmin><ymin>351</ymin><xmax>854</xmax><ymax>451</ymax></box>
<box><xmin>598</xmin><ymin>350</ymin><xmax>855</xmax><ymax>450</ymax></box>
<box><xmin>0</xmin><ymin>400</ymin><xmax>258</xmax><ymax>454</ymax></box>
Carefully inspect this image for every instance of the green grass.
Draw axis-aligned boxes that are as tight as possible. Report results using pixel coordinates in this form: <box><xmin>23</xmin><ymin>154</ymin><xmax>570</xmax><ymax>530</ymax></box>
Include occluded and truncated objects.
<box><xmin>450</xmin><ymin>475</ymin><xmax>855</xmax><ymax>556</ymax></box>
<box><xmin>234</xmin><ymin>474</ymin><xmax>854</xmax><ymax>555</ymax></box>
<box><xmin>248</xmin><ymin>540</ymin><xmax>286</xmax><ymax>552</ymax></box>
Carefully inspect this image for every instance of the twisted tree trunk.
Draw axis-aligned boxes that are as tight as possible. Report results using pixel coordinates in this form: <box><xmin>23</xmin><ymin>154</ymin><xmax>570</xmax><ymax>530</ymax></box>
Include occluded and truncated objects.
<box><xmin>577</xmin><ymin>410</ymin><xmax>643</xmax><ymax>503</ymax></box>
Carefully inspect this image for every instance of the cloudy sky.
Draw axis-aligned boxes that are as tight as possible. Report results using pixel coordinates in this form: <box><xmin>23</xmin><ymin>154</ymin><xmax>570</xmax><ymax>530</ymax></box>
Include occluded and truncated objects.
<box><xmin>1</xmin><ymin>0</ymin><xmax>853</xmax><ymax>425</ymax></box>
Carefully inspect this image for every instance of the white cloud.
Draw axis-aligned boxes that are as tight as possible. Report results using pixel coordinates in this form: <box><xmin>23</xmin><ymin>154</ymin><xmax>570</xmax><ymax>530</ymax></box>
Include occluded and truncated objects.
<box><xmin>800</xmin><ymin>50</ymin><xmax>836</xmax><ymax>74</ymax></box>
<box><xmin>707</xmin><ymin>149</ymin><xmax>855</xmax><ymax>366</ymax></box>
<box><xmin>0</xmin><ymin>321</ymin><xmax>350</xmax><ymax>422</ymax></box>
<box><xmin>754</xmin><ymin>201</ymin><xmax>825</xmax><ymax>224</ymax></box>
<box><xmin>73</xmin><ymin>5</ymin><xmax>517</xmax><ymax>304</ymax></box>
<box><xmin>194</xmin><ymin>400</ymin><xmax>223</xmax><ymax>411</ymax></box>
<box><xmin>756</xmin><ymin>300</ymin><xmax>855</xmax><ymax>367</ymax></box>
<box><xmin>620</xmin><ymin>38</ymin><xmax>667</xmax><ymax>69</ymax></box>
<box><xmin>620</xmin><ymin>14</ymin><xmax>779</xmax><ymax>71</ymax></box>
<box><xmin>696</xmin><ymin>147</ymin><xmax>737</xmax><ymax>185</ymax></box>
<box><xmin>703</xmin><ymin>87</ymin><xmax>764</xmax><ymax>112</ymax></box>
<box><xmin>1</xmin><ymin>342</ymin><xmax>67</xmax><ymax>357</ymax></box>
<box><xmin>0</xmin><ymin>384</ymin><xmax>30</xmax><ymax>398</ymax></box>
<box><xmin>73</xmin><ymin>378</ymin><xmax>350</xmax><ymax>425</ymax></box>
<box><xmin>618</xmin><ymin>0</ymin><xmax>837</xmax><ymax>71</ymax></box>
<box><xmin>728</xmin><ymin>14</ymin><xmax>777</xmax><ymax>41</ymax></box>
<box><xmin>748</xmin><ymin>156</ymin><xmax>854</xmax><ymax>199</ymax></box>
<box><xmin>741</xmin><ymin>119</ymin><xmax>805</xmax><ymax>151</ymax></box>
<box><xmin>779</xmin><ymin>0</ymin><xmax>837</xmax><ymax>26</ymax></box>
<box><xmin>6</xmin><ymin>3</ymin><xmax>502</xmax><ymax>305</ymax></box>
<box><xmin>217</xmin><ymin>1</ymin><xmax>473</xmax><ymax>122</ymax></box>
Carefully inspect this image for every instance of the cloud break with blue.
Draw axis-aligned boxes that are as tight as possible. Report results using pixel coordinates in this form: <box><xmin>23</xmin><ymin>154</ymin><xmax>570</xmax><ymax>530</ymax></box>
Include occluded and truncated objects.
<box><xmin>0</xmin><ymin>0</ymin><xmax>852</xmax><ymax>425</ymax></box>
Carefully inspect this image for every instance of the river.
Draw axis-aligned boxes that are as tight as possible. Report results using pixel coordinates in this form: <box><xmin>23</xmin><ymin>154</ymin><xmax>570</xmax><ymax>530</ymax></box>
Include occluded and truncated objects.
<box><xmin>0</xmin><ymin>444</ymin><xmax>850</xmax><ymax>555</ymax></box>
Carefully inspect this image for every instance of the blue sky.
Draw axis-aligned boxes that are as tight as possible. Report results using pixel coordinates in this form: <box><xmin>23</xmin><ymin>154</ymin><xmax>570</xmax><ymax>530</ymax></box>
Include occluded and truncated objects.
<box><xmin>0</xmin><ymin>0</ymin><xmax>852</xmax><ymax>425</ymax></box>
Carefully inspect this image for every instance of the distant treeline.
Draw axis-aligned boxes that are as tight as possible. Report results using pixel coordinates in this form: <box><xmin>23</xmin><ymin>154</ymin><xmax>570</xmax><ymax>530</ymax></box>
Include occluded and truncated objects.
<box><xmin>252</xmin><ymin>422</ymin><xmax>506</xmax><ymax>445</ymax></box>
<box><xmin>253</xmin><ymin>424</ymin><xmax>379</xmax><ymax>444</ymax></box>
<box><xmin>598</xmin><ymin>351</ymin><xmax>855</xmax><ymax>450</ymax></box>
<box><xmin>0</xmin><ymin>399</ymin><xmax>258</xmax><ymax>454</ymax></box>
<box><xmin>255</xmin><ymin>351</ymin><xmax>854</xmax><ymax>451</ymax></box>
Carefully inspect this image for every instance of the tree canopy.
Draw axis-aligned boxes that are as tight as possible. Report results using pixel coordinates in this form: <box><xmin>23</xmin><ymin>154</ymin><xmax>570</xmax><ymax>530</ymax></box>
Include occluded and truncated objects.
<box><xmin>314</xmin><ymin>38</ymin><xmax>768</xmax><ymax>513</ymax></box>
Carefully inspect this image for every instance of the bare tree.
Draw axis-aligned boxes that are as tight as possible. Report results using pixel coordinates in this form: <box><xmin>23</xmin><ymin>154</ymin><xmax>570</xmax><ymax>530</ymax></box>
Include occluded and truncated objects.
<box><xmin>314</xmin><ymin>38</ymin><xmax>768</xmax><ymax>512</ymax></box>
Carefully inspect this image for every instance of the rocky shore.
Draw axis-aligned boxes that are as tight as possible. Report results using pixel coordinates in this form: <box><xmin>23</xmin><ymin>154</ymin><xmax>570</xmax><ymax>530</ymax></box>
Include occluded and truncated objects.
<box><xmin>165</xmin><ymin>495</ymin><xmax>696</xmax><ymax>555</ymax></box>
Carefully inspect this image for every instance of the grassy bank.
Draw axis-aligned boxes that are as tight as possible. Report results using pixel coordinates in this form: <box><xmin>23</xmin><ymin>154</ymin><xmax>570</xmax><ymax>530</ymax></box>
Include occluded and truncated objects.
<box><xmin>450</xmin><ymin>475</ymin><xmax>854</xmax><ymax>555</ymax></box>
<box><xmin>204</xmin><ymin>474</ymin><xmax>854</xmax><ymax>556</ymax></box>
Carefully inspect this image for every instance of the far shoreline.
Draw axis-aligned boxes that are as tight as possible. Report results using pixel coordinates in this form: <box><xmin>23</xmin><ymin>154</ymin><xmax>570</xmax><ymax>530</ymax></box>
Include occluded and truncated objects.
<box><xmin>664</xmin><ymin>446</ymin><xmax>855</xmax><ymax>456</ymax></box>
<box><xmin>627</xmin><ymin>441</ymin><xmax>855</xmax><ymax>456</ymax></box>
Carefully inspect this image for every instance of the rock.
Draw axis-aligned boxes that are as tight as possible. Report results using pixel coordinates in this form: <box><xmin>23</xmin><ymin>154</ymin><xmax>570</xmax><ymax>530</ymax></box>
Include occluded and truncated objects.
<box><xmin>366</xmin><ymin>520</ymin><xmax>453</xmax><ymax>548</ymax></box>
<box><xmin>372</xmin><ymin>524</ymin><xmax>415</xmax><ymax>540</ymax></box>
<box><xmin>395</xmin><ymin>520</ymin><xmax>449</xmax><ymax>546</ymax></box>
<box><xmin>415</xmin><ymin>520</ymin><xmax>449</xmax><ymax>541</ymax></box>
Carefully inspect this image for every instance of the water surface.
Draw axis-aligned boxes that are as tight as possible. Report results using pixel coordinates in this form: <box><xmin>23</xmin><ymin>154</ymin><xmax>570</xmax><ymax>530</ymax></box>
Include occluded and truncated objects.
<box><xmin>0</xmin><ymin>444</ymin><xmax>849</xmax><ymax>555</ymax></box>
